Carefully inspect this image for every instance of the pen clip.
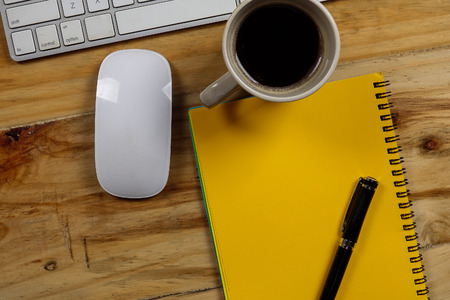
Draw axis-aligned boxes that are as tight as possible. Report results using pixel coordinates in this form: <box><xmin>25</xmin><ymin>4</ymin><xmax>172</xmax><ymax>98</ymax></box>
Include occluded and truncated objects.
<box><xmin>341</xmin><ymin>178</ymin><xmax>364</xmax><ymax>232</ymax></box>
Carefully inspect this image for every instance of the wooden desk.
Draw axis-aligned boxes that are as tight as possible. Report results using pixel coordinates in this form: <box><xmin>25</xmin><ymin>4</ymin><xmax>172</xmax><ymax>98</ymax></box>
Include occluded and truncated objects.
<box><xmin>0</xmin><ymin>0</ymin><xmax>449</xmax><ymax>298</ymax></box>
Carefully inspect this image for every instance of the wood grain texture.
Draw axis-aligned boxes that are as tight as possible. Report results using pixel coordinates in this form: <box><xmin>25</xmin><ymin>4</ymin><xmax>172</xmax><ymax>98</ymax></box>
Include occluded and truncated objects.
<box><xmin>1</xmin><ymin>0</ymin><xmax>449</xmax><ymax>299</ymax></box>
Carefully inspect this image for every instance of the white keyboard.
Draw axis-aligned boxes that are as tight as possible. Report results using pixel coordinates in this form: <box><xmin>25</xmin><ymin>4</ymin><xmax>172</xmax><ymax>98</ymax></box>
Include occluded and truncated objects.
<box><xmin>0</xmin><ymin>0</ymin><xmax>240</xmax><ymax>61</ymax></box>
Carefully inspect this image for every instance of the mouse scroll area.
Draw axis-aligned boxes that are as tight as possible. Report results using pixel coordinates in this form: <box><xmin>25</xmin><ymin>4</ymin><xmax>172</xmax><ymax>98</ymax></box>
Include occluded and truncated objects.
<box><xmin>95</xmin><ymin>50</ymin><xmax>172</xmax><ymax>199</ymax></box>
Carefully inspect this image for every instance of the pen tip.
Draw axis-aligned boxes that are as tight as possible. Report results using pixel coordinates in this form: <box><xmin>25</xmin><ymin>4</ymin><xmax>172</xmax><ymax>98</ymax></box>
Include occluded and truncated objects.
<box><xmin>362</xmin><ymin>176</ymin><xmax>378</xmax><ymax>190</ymax></box>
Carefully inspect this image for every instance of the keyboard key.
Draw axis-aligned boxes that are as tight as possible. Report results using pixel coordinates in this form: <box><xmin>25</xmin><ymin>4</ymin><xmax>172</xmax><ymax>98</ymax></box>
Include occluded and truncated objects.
<box><xmin>60</xmin><ymin>20</ymin><xmax>85</xmax><ymax>45</ymax></box>
<box><xmin>116</xmin><ymin>0</ymin><xmax>237</xmax><ymax>35</ymax></box>
<box><xmin>11</xmin><ymin>29</ymin><xmax>35</xmax><ymax>55</ymax></box>
<box><xmin>85</xmin><ymin>14</ymin><xmax>115</xmax><ymax>41</ymax></box>
<box><xmin>87</xmin><ymin>0</ymin><xmax>109</xmax><ymax>12</ymax></box>
<box><xmin>61</xmin><ymin>0</ymin><xmax>85</xmax><ymax>17</ymax></box>
<box><xmin>6</xmin><ymin>0</ymin><xmax>60</xmax><ymax>29</ymax></box>
<box><xmin>36</xmin><ymin>24</ymin><xmax>60</xmax><ymax>50</ymax></box>
<box><xmin>4</xmin><ymin>0</ymin><xmax>27</xmax><ymax>4</ymax></box>
<box><xmin>112</xmin><ymin>0</ymin><xmax>133</xmax><ymax>8</ymax></box>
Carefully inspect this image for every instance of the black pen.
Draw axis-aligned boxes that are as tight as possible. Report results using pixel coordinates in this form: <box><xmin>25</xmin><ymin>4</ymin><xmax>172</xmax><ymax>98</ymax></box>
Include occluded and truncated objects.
<box><xmin>319</xmin><ymin>177</ymin><xmax>378</xmax><ymax>300</ymax></box>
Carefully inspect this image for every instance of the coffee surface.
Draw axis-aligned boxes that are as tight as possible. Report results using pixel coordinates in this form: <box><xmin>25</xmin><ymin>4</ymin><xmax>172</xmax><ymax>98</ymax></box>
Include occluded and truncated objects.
<box><xmin>236</xmin><ymin>4</ymin><xmax>322</xmax><ymax>88</ymax></box>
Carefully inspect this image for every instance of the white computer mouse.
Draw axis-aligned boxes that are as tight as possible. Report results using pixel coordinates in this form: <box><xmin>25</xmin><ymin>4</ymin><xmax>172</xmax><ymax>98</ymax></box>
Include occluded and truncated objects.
<box><xmin>95</xmin><ymin>49</ymin><xmax>172</xmax><ymax>199</ymax></box>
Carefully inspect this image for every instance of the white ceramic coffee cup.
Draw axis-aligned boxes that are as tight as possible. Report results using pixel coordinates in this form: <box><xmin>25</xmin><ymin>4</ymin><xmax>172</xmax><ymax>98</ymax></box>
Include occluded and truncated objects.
<box><xmin>200</xmin><ymin>0</ymin><xmax>340</xmax><ymax>108</ymax></box>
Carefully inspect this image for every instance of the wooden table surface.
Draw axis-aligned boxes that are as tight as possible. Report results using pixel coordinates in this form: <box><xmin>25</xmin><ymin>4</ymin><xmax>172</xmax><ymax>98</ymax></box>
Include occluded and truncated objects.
<box><xmin>1</xmin><ymin>0</ymin><xmax>449</xmax><ymax>299</ymax></box>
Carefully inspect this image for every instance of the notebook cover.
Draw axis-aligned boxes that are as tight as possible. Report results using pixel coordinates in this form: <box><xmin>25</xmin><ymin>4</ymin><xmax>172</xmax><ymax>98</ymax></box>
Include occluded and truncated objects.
<box><xmin>189</xmin><ymin>73</ymin><xmax>428</xmax><ymax>299</ymax></box>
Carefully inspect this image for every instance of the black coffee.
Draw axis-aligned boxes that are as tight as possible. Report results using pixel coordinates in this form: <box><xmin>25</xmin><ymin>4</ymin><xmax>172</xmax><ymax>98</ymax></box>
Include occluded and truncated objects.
<box><xmin>235</xmin><ymin>4</ymin><xmax>322</xmax><ymax>88</ymax></box>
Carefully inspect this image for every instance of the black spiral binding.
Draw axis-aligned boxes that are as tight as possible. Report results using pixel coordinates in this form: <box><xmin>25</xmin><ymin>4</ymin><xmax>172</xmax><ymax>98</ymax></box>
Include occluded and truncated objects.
<box><xmin>374</xmin><ymin>80</ymin><xmax>430</xmax><ymax>298</ymax></box>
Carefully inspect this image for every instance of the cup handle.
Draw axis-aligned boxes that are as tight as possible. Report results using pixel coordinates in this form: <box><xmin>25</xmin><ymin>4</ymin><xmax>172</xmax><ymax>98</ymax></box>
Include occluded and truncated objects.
<box><xmin>200</xmin><ymin>72</ymin><xmax>240</xmax><ymax>108</ymax></box>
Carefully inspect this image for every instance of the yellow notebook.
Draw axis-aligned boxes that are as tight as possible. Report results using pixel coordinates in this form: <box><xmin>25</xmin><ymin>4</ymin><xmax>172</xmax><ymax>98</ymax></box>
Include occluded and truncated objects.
<box><xmin>189</xmin><ymin>73</ymin><xmax>428</xmax><ymax>299</ymax></box>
